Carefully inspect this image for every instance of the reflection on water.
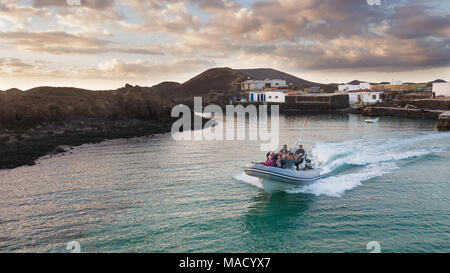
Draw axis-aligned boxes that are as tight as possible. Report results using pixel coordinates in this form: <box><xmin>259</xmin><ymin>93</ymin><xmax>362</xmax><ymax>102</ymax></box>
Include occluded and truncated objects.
<box><xmin>241</xmin><ymin>192</ymin><xmax>314</xmax><ymax>252</ymax></box>
<box><xmin>0</xmin><ymin>114</ymin><xmax>449</xmax><ymax>252</ymax></box>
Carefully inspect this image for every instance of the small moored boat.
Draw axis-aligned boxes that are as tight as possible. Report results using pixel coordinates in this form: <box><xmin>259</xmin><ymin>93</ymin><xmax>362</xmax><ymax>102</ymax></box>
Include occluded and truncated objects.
<box><xmin>365</xmin><ymin>118</ymin><xmax>379</xmax><ymax>123</ymax></box>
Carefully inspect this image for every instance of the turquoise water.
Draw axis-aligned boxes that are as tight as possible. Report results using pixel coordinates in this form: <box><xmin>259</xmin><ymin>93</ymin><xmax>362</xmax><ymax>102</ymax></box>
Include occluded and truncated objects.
<box><xmin>0</xmin><ymin>114</ymin><xmax>449</xmax><ymax>253</ymax></box>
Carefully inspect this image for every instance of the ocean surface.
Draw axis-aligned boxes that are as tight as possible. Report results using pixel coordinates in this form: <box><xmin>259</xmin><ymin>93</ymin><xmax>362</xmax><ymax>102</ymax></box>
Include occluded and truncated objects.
<box><xmin>0</xmin><ymin>114</ymin><xmax>449</xmax><ymax>253</ymax></box>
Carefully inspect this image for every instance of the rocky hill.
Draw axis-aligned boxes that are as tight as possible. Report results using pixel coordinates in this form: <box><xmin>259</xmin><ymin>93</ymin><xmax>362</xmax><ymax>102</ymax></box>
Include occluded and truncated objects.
<box><xmin>165</xmin><ymin>67</ymin><xmax>248</xmax><ymax>103</ymax></box>
<box><xmin>0</xmin><ymin>84</ymin><xmax>175</xmax><ymax>129</ymax></box>
<box><xmin>149</xmin><ymin>81</ymin><xmax>180</xmax><ymax>98</ymax></box>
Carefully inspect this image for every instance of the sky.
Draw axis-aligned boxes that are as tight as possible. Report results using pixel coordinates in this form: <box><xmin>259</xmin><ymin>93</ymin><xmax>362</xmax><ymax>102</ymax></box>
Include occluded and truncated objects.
<box><xmin>0</xmin><ymin>0</ymin><xmax>449</xmax><ymax>90</ymax></box>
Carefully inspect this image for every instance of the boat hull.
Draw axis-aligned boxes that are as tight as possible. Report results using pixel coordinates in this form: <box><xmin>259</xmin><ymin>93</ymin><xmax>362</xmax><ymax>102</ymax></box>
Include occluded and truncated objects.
<box><xmin>244</xmin><ymin>163</ymin><xmax>329</xmax><ymax>186</ymax></box>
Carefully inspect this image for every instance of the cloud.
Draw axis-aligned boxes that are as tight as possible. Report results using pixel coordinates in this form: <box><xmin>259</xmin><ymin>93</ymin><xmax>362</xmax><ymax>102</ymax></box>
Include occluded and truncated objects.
<box><xmin>0</xmin><ymin>58</ymin><xmax>34</xmax><ymax>74</ymax></box>
<box><xmin>0</xmin><ymin>0</ymin><xmax>122</xmax><ymax>32</ymax></box>
<box><xmin>0</xmin><ymin>0</ymin><xmax>448</xmax><ymax>84</ymax></box>
<box><xmin>0</xmin><ymin>57</ymin><xmax>215</xmax><ymax>79</ymax></box>
<box><xmin>385</xmin><ymin>3</ymin><xmax>450</xmax><ymax>39</ymax></box>
<box><xmin>189</xmin><ymin>0</ymin><xmax>240</xmax><ymax>12</ymax></box>
<box><xmin>119</xmin><ymin>0</ymin><xmax>201</xmax><ymax>33</ymax></box>
<box><xmin>31</xmin><ymin>0</ymin><xmax>116</xmax><ymax>10</ymax></box>
<box><xmin>172</xmin><ymin>0</ymin><xmax>450</xmax><ymax>71</ymax></box>
<box><xmin>0</xmin><ymin>0</ymin><xmax>51</xmax><ymax>25</ymax></box>
<box><xmin>0</xmin><ymin>31</ymin><xmax>164</xmax><ymax>55</ymax></box>
<box><xmin>95</xmin><ymin>58</ymin><xmax>215</xmax><ymax>78</ymax></box>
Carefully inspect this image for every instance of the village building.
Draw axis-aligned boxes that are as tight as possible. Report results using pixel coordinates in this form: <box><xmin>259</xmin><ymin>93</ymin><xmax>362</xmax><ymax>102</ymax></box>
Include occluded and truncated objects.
<box><xmin>371</xmin><ymin>83</ymin><xmax>427</xmax><ymax>92</ymax></box>
<box><xmin>371</xmin><ymin>83</ymin><xmax>428</xmax><ymax>101</ymax></box>
<box><xmin>337</xmin><ymin>82</ymin><xmax>379</xmax><ymax>107</ymax></box>
<box><xmin>338</xmin><ymin>82</ymin><xmax>371</xmax><ymax>92</ymax></box>
<box><xmin>241</xmin><ymin>79</ymin><xmax>288</xmax><ymax>91</ymax></box>
<box><xmin>265</xmin><ymin>90</ymin><xmax>289</xmax><ymax>103</ymax></box>
<box><xmin>248</xmin><ymin>89</ymin><xmax>298</xmax><ymax>103</ymax></box>
<box><xmin>348</xmin><ymin>91</ymin><xmax>382</xmax><ymax>107</ymax></box>
<box><xmin>432</xmin><ymin>83</ymin><xmax>450</xmax><ymax>97</ymax></box>
<box><xmin>248</xmin><ymin>92</ymin><xmax>266</xmax><ymax>102</ymax></box>
<box><xmin>304</xmin><ymin>86</ymin><xmax>322</xmax><ymax>93</ymax></box>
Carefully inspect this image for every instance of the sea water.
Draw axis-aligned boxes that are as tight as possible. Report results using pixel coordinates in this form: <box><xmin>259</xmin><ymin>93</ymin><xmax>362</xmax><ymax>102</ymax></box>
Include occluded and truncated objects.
<box><xmin>0</xmin><ymin>114</ymin><xmax>449</xmax><ymax>252</ymax></box>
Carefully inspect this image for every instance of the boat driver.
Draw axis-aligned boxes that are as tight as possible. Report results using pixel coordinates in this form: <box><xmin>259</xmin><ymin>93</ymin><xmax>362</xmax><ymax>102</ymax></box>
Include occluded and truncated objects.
<box><xmin>294</xmin><ymin>145</ymin><xmax>306</xmax><ymax>170</ymax></box>
<box><xmin>279</xmin><ymin>145</ymin><xmax>289</xmax><ymax>154</ymax></box>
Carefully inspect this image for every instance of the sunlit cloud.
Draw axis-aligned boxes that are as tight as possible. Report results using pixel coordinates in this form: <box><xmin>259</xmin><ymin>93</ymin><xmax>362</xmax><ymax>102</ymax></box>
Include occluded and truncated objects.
<box><xmin>0</xmin><ymin>0</ymin><xmax>448</xmax><ymax>89</ymax></box>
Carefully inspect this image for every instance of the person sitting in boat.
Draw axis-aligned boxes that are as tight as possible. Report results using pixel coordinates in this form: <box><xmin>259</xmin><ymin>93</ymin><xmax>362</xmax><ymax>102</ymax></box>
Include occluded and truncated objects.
<box><xmin>294</xmin><ymin>145</ymin><xmax>306</xmax><ymax>170</ymax></box>
<box><xmin>279</xmin><ymin>145</ymin><xmax>289</xmax><ymax>154</ymax></box>
<box><xmin>265</xmin><ymin>151</ymin><xmax>271</xmax><ymax>162</ymax></box>
<box><xmin>275</xmin><ymin>153</ymin><xmax>285</xmax><ymax>168</ymax></box>
<box><xmin>283</xmin><ymin>152</ymin><xmax>304</xmax><ymax>170</ymax></box>
<box><xmin>265</xmin><ymin>154</ymin><xmax>277</xmax><ymax>167</ymax></box>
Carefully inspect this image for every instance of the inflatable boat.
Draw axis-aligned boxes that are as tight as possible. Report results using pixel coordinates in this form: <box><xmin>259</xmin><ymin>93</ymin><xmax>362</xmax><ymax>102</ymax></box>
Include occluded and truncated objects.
<box><xmin>244</xmin><ymin>163</ymin><xmax>330</xmax><ymax>192</ymax></box>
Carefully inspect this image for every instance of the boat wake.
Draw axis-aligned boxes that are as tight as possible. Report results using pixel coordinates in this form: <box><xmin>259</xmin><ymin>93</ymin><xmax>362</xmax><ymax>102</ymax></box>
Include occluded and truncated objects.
<box><xmin>235</xmin><ymin>132</ymin><xmax>450</xmax><ymax>197</ymax></box>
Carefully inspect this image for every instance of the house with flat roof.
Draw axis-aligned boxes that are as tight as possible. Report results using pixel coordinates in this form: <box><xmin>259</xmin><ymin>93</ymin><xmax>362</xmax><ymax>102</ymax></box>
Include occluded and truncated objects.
<box><xmin>433</xmin><ymin>83</ymin><xmax>450</xmax><ymax>97</ymax></box>
<box><xmin>348</xmin><ymin>90</ymin><xmax>382</xmax><ymax>107</ymax></box>
<box><xmin>338</xmin><ymin>82</ymin><xmax>371</xmax><ymax>92</ymax></box>
<box><xmin>241</xmin><ymin>79</ymin><xmax>288</xmax><ymax>91</ymax></box>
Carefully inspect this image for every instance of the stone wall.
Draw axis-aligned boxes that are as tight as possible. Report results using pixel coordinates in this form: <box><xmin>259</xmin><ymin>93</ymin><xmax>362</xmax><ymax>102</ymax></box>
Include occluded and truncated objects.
<box><xmin>363</xmin><ymin>107</ymin><xmax>443</xmax><ymax>119</ymax></box>
<box><xmin>284</xmin><ymin>94</ymin><xmax>349</xmax><ymax>110</ymax></box>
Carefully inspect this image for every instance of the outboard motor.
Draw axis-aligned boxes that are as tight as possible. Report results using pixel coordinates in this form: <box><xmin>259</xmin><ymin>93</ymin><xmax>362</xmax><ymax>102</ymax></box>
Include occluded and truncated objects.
<box><xmin>304</xmin><ymin>159</ymin><xmax>313</xmax><ymax>170</ymax></box>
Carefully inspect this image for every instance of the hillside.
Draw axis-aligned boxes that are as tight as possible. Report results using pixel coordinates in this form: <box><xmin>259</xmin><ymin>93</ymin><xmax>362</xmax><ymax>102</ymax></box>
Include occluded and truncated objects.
<box><xmin>150</xmin><ymin>81</ymin><xmax>180</xmax><ymax>98</ymax></box>
<box><xmin>347</xmin><ymin>80</ymin><xmax>366</xmax><ymax>85</ymax></box>
<box><xmin>166</xmin><ymin>67</ymin><xmax>248</xmax><ymax>102</ymax></box>
<box><xmin>238</xmin><ymin>68</ymin><xmax>320</xmax><ymax>87</ymax></box>
<box><xmin>0</xmin><ymin>84</ymin><xmax>175</xmax><ymax>129</ymax></box>
<box><xmin>345</xmin><ymin>79</ymin><xmax>448</xmax><ymax>85</ymax></box>
<box><xmin>428</xmin><ymin>79</ymin><xmax>447</xmax><ymax>84</ymax></box>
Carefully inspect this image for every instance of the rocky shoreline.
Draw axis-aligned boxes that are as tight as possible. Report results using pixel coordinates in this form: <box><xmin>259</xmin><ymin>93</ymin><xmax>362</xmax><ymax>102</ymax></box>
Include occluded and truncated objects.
<box><xmin>0</xmin><ymin>115</ymin><xmax>209</xmax><ymax>170</ymax></box>
<box><xmin>0</xmin><ymin>120</ymin><xmax>171</xmax><ymax>169</ymax></box>
<box><xmin>362</xmin><ymin>97</ymin><xmax>449</xmax><ymax>120</ymax></box>
<box><xmin>0</xmin><ymin>84</ymin><xmax>209</xmax><ymax>170</ymax></box>
<box><xmin>363</xmin><ymin>107</ymin><xmax>444</xmax><ymax>119</ymax></box>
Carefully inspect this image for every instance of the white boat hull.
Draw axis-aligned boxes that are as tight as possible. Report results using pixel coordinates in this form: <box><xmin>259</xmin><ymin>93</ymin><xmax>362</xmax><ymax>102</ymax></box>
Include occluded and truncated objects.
<box><xmin>244</xmin><ymin>163</ymin><xmax>330</xmax><ymax>193</ymax></box>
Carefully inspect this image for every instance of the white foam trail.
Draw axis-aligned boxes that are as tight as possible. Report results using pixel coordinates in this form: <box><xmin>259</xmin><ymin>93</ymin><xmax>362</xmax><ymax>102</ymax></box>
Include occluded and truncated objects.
<box><xmin>299</xmin><ymin>133</ymin><xmax>450</xmax><ymax>197</ymax></box>
<box><xmin>234</xmin><ymin>172</ymin><xmax>263</xmax><ymax>189</ymax></box>
<box><xmin>311</xmin><ymin>132</ymin><xmax>450</xmax><ymax>171</ymax></box>
<box><xmin>325</xmin><ymin>149</ymin><xmax>431</xmax><ymax>170</ymax></box>
<box><xmin>286</xmin><ymin>162</ymin><xmax>398</xmax><ymax>197</ymax></box>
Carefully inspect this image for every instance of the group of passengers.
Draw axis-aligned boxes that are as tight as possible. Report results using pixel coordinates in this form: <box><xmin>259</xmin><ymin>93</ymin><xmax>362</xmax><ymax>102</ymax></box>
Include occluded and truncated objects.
<box><xmin>264</xmin><ymin>144</ymin><xmax>306</xmax><ymax>170</ymax></box>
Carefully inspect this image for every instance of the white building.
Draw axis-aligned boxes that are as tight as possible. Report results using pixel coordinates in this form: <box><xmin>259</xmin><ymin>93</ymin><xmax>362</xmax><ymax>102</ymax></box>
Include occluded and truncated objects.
<box><xmin>433</xmin><ymin>83</ymin><xmax>450</xmax><ymax>97</ymax></box>
<box><xmin>338</xmin><ymin>82</ymin><xmax>371</xmax><ymax>92</ymax></box>
<box><xmin>265</xmin><ymin>90</ymin><xmax>287</xmax><ymax>103</ymax></box>
<box><xmin>348</xmin><ymin>91</ymin><xmax>382</xmax><ymax>107</ymax></box>
<box><xmin>242</xmin><ymin>80</ymin><xmax>264</xmax><ymax>91</ymax></box>
<box><xmin>249</xmin><ymin>90</ymin><xmax>290</xmax><ymax>103</ymax></box>
<box><xmin>241</xmin><ymin>79</ymin><xmax>288</xmax><ymax>91</ymax></box>
<box><xmin>249</xmin><ymin>92</ymin><xmax>266</xmax><ymax>102</ymax></box>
